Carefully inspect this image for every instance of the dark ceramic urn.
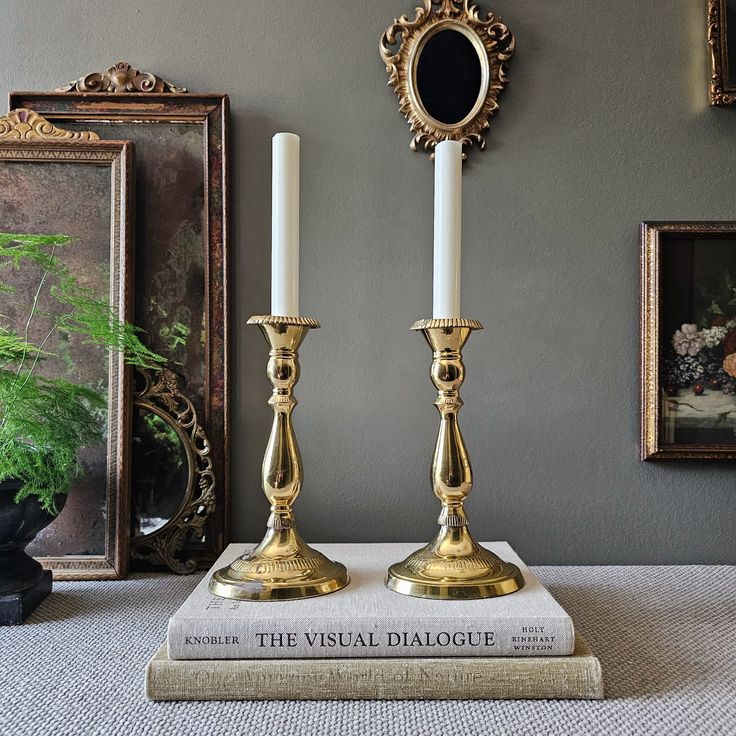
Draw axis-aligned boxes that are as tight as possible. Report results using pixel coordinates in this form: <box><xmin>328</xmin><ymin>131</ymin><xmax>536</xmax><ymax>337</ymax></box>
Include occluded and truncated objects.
<box><xmin>0</xmin><ymin>479</ymin><xmax>64</xmax><ymax>623</ymax></box>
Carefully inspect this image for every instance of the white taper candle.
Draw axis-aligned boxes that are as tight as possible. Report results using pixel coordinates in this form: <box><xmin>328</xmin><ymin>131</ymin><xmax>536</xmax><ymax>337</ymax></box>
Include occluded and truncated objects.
<box><xmin>432</xmin><ymin>140</ymin><xmax>463</xmax><ymax>319</ymax></box>
<box><xmin>271</xmin><ymin>132</ymin><xmax>300</xmax><ymax>316</ymax></box>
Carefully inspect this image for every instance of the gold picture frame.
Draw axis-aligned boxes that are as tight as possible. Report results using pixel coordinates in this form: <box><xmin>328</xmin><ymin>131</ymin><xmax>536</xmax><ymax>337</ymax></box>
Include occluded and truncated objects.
<box><xmin>0</xmin><ymin>109</ymin><xmax>134</xmax><ymax>577</ymax></box>
<box><xmin>380</xmin><ymin>0</ymin><xmax>515</xmax><ymax>155</ymax></box>
<box><xmin>642</xmin><ymin>221</ymin><xmax>736</xmax><ymax>460</ymax></box>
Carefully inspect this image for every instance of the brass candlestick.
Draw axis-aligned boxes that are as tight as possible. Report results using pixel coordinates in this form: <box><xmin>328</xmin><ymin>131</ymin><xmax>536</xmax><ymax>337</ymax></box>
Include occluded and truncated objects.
<box><xmin>210</xmin><ymin>315</ymin><xmax>348</xmax><ymax>601</ymax></box>
<box><xmin>386</xmin><ymin>318</ymin><xmax>525</xmax><ymax>600</ymax></box>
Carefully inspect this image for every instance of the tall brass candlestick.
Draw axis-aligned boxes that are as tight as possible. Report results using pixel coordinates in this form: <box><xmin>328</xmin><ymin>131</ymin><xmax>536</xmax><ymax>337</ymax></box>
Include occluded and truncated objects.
<box><xmin>210</xmin><ymin>315</ymin><xmax>348</xmax><ymax>601</ymax></box>
<box><xmin>386</xmin><ymin>318</ymin><xmax>524</xmax><ymax>600</ymax></box>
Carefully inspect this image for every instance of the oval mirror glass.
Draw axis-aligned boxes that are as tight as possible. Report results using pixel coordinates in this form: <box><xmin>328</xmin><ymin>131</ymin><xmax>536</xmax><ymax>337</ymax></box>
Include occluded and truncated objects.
<box><xmin>416</xmin><ymin>28</ymin><xmax>483</xmax><ymax>125</ymax></box>
<box><xmin>132</xmin><ymin>406</ymin><xmax>189</xmax><ymax>536</ymax></box>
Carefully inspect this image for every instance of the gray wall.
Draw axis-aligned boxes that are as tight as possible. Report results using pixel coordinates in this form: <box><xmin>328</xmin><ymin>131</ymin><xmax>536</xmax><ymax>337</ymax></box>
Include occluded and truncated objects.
<box><xmin>3</xmin><ymin>1</ymin><xmax>735</xmax><ymax>564</ymax></box>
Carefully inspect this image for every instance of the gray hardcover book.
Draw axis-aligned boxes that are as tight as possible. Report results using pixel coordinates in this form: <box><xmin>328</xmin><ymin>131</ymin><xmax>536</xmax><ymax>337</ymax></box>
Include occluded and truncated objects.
<box><xmin>147</xmin><ymin>635</ymin><xmax>603</xmax><ymax>701</ymax></box>
<box><xmin>167</xmin><ymin>542</ymin><xmax>575</xmax><ymax>659</ymax></box>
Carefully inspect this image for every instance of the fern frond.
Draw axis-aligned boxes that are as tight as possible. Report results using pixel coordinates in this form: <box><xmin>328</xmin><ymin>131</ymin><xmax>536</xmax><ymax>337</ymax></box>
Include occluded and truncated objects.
<box><xmin>0</xmin><ymin>328</ymin><xmax>45</xmax><ymax>365</ymax></box>
<box><xmin>0</xmin><ymin>232</ymin><xmax>166</xmax><ymax>510</ymax></box>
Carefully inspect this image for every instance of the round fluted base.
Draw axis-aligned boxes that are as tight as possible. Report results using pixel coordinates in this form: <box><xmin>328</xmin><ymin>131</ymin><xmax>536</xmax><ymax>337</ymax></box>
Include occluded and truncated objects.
<box><xmin>209</xmin><ymin>546</ymin><xmax>349</xmax><ymax>601</ymax></box>
<box><xmin>386</xmin><ymin>543</ymin><xmax>525</xmax><ymax>600</ymax></box>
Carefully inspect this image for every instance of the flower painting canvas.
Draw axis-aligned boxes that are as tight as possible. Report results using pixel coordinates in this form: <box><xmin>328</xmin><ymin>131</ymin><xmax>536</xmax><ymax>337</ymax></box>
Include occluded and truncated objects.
<box><xmin>641</xmin><ymin>222</ymin><xmax>736</xmax><ymax>459</ymax></box>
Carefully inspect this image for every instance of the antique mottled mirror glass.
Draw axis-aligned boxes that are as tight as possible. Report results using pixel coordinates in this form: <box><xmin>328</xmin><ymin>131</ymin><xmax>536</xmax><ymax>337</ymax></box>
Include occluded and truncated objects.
<box><xmin>132</xmin><ymin>406</ymin><xmax>188</xmax><ymax>536</ymax></box>
<box><xmin>414</xmin><ymin>25</ymin><xmax>486</xmax><ymax>126</ymax></box>
<box><xmin>0</xmin><ymin>110</ymin><xmax>133</xmax><ymax>579</ymax></box>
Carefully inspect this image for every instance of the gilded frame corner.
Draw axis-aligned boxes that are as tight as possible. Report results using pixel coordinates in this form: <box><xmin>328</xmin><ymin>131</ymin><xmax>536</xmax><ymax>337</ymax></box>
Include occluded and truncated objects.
<box><xmin>379</xmin><ymin>0</ymin><xmax>514</xmax><ymax>156</ymax></box>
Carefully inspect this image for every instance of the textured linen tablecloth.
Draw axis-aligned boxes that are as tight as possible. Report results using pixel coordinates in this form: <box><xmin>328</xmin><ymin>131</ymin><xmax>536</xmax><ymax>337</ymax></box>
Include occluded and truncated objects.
<box><xmin>2</xmin><ymin>565</ymin><xmax>734</xmax><ymax>736</ymax></box>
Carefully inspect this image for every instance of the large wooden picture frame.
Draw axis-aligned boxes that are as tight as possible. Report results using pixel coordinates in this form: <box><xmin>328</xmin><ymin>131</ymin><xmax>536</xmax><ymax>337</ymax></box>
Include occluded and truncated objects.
<box><xmin>12</xmin><ymin>65</ymin><xmax>230</xmax><ymax>569</ymax></box>
<box><xmin>642</xmin><ymin>222</ymin><xmax>736</xmax><ymax>460</ymax></box>
<box><xmin>0</xmin><ymin>109</ymin><xmax>133</xmax><ymax>578</ymax></box>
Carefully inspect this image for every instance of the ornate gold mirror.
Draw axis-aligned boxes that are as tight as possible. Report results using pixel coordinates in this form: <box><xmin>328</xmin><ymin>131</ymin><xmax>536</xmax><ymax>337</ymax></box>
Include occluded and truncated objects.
<box><xmin>380</xmin><ymin>0</ymin><xmax>514</xmax><ymax>155</ymax></box>
<box><xmin>130</xmin><ymin>369</ymin><xmax>215</xmax><ymax>573</ymax></box>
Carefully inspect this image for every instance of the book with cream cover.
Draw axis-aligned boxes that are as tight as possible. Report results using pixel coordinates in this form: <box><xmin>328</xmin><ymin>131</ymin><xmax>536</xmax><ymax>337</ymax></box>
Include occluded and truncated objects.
<box><xmin>167</xmin><ymin>542</ymin><xmax>575</xmax><ymax>659</ymax></box>
<box><xmin>147</xmin><ymin>635</ymin><xmax>603</xmax><ymax>701</ymax></box>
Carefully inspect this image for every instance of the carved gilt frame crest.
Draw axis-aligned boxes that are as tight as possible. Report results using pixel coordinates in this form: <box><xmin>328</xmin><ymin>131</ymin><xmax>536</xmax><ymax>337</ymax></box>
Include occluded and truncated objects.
<box><xmin>56</xmin><ymin>60</ymin><xmax>187</xmax><ymax>94</ymax></box>
<box><xmin>380</xmin><ymin>0</ymin><xmax>515</xmax><ymax>155</ymax></box>
<box><xmin>0</xmin><ymin>108</ymin><xmax>99</xmax><ymax>141</ymax></box>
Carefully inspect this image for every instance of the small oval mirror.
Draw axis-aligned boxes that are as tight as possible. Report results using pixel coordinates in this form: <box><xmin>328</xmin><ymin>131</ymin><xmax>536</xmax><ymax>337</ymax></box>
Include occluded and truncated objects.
<box><xmin>415</xmin><ymin>28</ymin><xmax>484</xmax><ymax>125</ymax></box>
<box><xmin>381</xmin><ymin>2</ymin><xmax>514</xmax><ymax>154</ymax></box>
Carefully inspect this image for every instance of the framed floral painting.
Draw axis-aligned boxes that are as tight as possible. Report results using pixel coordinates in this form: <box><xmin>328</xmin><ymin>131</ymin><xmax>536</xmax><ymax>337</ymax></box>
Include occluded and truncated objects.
<box><xmin>641</xmin><ymin>222</ymin><xmax>736</xmax><ymax>459</ymax></box>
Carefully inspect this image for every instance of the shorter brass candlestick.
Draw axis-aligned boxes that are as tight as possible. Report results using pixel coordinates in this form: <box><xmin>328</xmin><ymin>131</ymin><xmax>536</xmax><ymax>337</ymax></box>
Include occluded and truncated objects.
<box><xmin>210</xmin><ymin>315</ymin><xmax>348</xmax><ymax>601</ymax></box>
<box><xmin>386</xmin><ymin>318</ymin><xmax>525</xmax><ymax>600</ymax></box>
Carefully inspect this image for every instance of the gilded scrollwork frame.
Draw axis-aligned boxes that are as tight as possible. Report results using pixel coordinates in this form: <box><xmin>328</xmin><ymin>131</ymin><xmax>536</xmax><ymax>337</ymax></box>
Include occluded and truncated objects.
<box><xmin>380</xmin><ymin>0</ymin><xmax>515</xmax><ymax>155</ymax></box>
<box><xmin>131</xmin><ymin>368</ymin><xmax>216</xmax><ymax>573</ymax></box>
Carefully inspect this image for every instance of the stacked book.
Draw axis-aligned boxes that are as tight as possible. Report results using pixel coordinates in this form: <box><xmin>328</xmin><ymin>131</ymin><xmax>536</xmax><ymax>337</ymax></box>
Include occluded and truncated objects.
<box><xmin>146</xmin><ymin>542</ymin><xmax>603</xmax><ymax>700</ymax></box>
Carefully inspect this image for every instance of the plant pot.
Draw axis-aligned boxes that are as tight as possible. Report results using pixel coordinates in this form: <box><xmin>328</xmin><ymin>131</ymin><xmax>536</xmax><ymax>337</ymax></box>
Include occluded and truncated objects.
<box><xmin>0</xmin><ymin>479</ymin><xmax>65</xmax><ymax>623</ymax></box>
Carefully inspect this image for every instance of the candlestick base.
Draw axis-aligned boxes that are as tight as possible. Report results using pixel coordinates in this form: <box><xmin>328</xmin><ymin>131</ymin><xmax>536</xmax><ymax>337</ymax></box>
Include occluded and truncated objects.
<box><xmin>386</xmin><ymin>533</ymin><xmax>524</xmax><ymax>600</ymax></box>
<box><xmin>210</xmin><ymin>527</ymin><xmax>349</xmax><ymax>601</ymax></box>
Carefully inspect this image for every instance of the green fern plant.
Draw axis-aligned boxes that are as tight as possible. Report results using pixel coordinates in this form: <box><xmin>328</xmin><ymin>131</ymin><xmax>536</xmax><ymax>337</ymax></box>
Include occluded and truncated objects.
<box><xmin>0</xmin><ymin>233</ymin><xmax>164</xmax><ymax>513</ymax></box>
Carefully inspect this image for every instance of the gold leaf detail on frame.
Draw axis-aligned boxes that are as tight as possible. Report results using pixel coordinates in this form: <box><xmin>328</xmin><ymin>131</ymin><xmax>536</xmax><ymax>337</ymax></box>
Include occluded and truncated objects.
<box><xmin>0</xmin><ymin>108</ymin><xmax>100</xmax><ymax>141</ymax></box>
<box><xmin>130</xmin><ymin>367</ymin><xmax>216</xmax><ymax>574</ymax></box>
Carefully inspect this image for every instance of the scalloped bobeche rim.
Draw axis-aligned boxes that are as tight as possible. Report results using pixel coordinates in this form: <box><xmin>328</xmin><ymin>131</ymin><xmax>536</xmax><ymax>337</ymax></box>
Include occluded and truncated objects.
<box><xmin>411</xmin><ymin>317</ymin><xmax>484</xmax><ymax>330</ymax></box>
<box><xmin>247</xmin><ymin>315</ymin><xmax>321</xmax><ymax>329</ymax></box>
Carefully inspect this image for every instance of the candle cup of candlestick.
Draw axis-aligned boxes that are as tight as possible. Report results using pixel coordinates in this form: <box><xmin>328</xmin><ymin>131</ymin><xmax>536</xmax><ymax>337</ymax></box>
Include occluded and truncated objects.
<box><xmin>386</xmin><ymin>318</ymin><xmax>524</xmax><ymax>600</ymax></box>
<box><xmin>209</xmin><ymin>315</ymin><xmax>349</xmax><ymax>601</ymax></box>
